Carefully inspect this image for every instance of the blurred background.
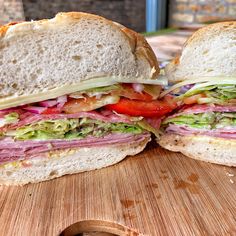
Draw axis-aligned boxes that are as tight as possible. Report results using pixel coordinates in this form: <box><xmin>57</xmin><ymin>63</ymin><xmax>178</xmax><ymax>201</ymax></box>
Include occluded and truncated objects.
<box><xmin>0</xmin><ymin>0</ymin><xmax>235</xmax><ymax>62</ymax></box>
<box><xmin>1</xmin><ymin>0</ymin><xmax>236</xmax><ymax>32</ymax></box>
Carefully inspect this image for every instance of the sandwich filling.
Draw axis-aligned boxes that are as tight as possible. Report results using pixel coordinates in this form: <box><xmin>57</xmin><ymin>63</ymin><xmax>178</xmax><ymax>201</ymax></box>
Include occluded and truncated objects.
<box><xmin>0</xmin><ymin>83</ymin><xmax>176</xmax><ymax>167</ymax></box>
<box><xmin>162</xmin><ymin>81</ymin><xmax>236</xmax><ymax>139</ymax></box>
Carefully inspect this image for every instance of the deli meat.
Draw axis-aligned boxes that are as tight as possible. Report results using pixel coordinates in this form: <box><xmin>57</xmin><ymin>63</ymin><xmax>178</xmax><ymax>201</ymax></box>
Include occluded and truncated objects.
<box><xmin>169</xmin><ymin>104</ymin><xmax>236</xmax><ymax>118</ymax></box>
<box><xmin>166</xmin><ymin>124</ymin><xmax>236</xmax><ymax>139</ymax></box>
<box><xmin>0</xmin><ymin>133</ymin><xmax>150</xmax><ymax>164</ymax></box>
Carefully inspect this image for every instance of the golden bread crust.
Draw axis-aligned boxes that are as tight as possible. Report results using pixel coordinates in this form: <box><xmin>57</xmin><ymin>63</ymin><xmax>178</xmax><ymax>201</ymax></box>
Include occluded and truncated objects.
<box><xmin>119</xmin><ymin>26</ymin><xmax>160</xmax><ymax>78</ymax></box>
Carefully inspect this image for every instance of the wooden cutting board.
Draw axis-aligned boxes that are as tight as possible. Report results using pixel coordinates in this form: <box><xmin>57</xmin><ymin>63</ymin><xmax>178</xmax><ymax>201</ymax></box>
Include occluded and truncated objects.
<box><xmin>0</xmin><ymin>141</ymin><xmax>236</xmax><ymax>236</ymax></box>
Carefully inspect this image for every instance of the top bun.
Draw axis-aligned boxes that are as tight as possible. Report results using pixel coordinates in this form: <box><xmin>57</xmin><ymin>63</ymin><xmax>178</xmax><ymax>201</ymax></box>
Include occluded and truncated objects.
<box><xmin>165</xmin><ymin>21</ymin><xmax>236</xmax><ymax>83</ymax></box>
<box><xmin>0</xmin><ymin>12</ymin><xmax>159</xmax><ymax>108</ymax></box>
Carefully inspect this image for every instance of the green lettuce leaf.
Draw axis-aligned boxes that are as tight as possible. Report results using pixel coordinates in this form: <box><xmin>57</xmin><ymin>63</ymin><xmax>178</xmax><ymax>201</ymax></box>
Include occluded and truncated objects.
<box><xmin>6</xmin><ymin>118</ymin><xmax>144</xmax><ymax>141</ymax></box>
<box><xmin>163</xmin><ymin>112</ymin><xmax>236</xmax><ymax>129</ymax></box>
<box><xmin>0</xmin><ymin>112</ymin><xmax>20</xmax><ymax>128</ymax></box>
<box><xmin>4</xmin><ymin>112</ymin><xmax>19</xmax><ymax>124</ymax></box>
<box><xmin>181</xmin><ymin>84</ymin><xmax>236</xmax><ymax>105</ymax></box>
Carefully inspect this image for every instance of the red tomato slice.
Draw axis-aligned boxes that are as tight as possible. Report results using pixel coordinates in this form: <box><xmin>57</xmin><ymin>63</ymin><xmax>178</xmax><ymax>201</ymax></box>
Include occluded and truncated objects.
<box><xmin>63</xmin><ymin>95</ymin><xmax>119</xmax><ymax>114</ymax></box>
<box><xmin>183</xmin><ymin>94</ymin><xmax>205</xmax><ymax>105</ymax></box>
<box><xmin>105</xmin><ymin>96</ymin><xmax>177</xmax><ymax>118</ymax></box>
<box><xmin>42</xmin><ymin>107</ymin><xmax>61</xmax><ymax>114</ymax></box>
<box><xmin>112</xmin><ymin>84</ymin><xmax>153</xmax><ymax>101</ymax></box>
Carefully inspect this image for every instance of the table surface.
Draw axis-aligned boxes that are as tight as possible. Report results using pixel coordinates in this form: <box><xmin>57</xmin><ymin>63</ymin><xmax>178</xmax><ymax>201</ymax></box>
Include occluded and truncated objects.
<box><xmin>1</xmin><ymin>142</ymin><xmax>236</xmax><ymax>236</ymax></box>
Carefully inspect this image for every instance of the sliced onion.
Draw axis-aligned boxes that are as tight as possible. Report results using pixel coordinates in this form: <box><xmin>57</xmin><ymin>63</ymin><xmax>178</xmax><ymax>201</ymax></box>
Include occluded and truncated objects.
<box><xmin>132</xmin><ymin>83</ymin><xmax>144</xmax><ymax>93</ymax></box>
<box><xmin>23</xmin><ymin>106</ymin><xmax>47</xmax><ymax>114</ymax></box>
<box><xmin>95</xmin><ymin>94</ymin><xmax>102</xmax><ymax>99</ymax></box>
<box><xmin>0</xmin><ymin>118</ymin><xmax>6</xmax><ymax>127</ymax></box>
<box><xmin>39</xmin><ymin>100</ymin><xmax>58</xmax><ymax>107</ymax></box>
<box><xmin>57</xmin><ymin>95</ymin><xmax>67</xmax><ymax>108</ymax></box>
<box><xmin>180</xmin><ymin>84</ymin><xmax>194</xmax><ymax>93</ymax></box>
<box><xmin>57</xmin><ymin>95</ymin><xmax>67</xmax><ymax>103</ymax></box>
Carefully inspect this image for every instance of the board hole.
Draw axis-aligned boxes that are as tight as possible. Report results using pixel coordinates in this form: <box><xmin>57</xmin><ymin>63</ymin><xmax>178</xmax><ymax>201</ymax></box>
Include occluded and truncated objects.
<box><xmin>60</xmin><ymin>220</ymin><xmax>139</xmax><ymax>236</ymax></box>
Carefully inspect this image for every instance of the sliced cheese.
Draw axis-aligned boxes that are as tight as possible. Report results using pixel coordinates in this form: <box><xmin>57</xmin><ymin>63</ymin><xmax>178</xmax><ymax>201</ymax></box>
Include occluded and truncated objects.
<box><xmin>160</xmin><ymin>76</ymin><xmax>236</xmax><ymax>98</ymax></box>
<box><xmin>0</xmin><ymin>76</ymin><xmax>167</xmax><ymax>110</ymax></box>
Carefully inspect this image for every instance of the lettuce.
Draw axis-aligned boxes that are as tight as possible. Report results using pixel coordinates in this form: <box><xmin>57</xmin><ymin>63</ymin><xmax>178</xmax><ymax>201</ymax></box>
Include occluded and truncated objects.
<box><xmin>137</xmin><ymin>120</ymin><xmax>160</xmax><ymax>138</ymax></box>
<box><xmin>6</xmin><ymin>118</ymin><xmax>144</xmax><ymax>140</ymax></box>
<box><xmin>4</xmin><ymin>112</ymin><xmax>19</xmax><ymax>124</ymax></box>
<box><xmin>0</xmin><ymin>112</ymin><xmax>19</xmax><ymax>128</ymax></box>
<box><xmin>181</xmin><ymin>84</ymin><xmax>236</xmax><ymax>105</ymax></box>
<box><xmin>163</xmin><ymin>112</ymin><xmax>236</xmax><ymax>129</ymax></box>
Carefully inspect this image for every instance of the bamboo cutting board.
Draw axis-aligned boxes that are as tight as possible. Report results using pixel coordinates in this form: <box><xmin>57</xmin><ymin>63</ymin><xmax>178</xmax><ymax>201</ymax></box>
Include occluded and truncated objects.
<box><xmin>0</xmin><ymin>141</ymin><xmax>236</xmax><ymax>236</ymax></box>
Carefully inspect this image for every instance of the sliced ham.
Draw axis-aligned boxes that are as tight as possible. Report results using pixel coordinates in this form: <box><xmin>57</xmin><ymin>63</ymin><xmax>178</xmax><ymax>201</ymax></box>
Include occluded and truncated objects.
<box><xmin>0</xmin><ymin>133</ymin><xmax>150</xmax><ymax>164</ymax></box>
<box><xmin>166</xmin><ymin>124</ymin><xmax>236</xmax><ymax>139</ymax></box>
<box><xmin>169</xmin><ymin>104</ymin><xmax>236</xmax><ymax>118</ymax></box>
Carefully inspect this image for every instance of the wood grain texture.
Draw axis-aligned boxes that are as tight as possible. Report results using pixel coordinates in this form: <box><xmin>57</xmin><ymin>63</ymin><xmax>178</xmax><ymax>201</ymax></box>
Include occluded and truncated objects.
<box><xmin>0</xmin><ymin>142</ymin><xmax>236</xmax><ymax>236</ymax></box>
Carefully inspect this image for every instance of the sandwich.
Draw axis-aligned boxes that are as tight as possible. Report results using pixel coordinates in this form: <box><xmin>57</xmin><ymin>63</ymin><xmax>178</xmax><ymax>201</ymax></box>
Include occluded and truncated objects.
<box><xmin>159</xmin><ymin>21</ymin><xmax>236</xmax><ymax>166</ymax></box>
<box><xmin>0</xmin><ymin>12</ymin><xmax>176</xmax><ymax>185</ymax></box>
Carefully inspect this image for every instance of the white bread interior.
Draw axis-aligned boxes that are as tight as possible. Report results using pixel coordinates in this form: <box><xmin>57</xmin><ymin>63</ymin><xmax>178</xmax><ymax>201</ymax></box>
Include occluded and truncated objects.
<box><xmin>159</xmin><ymin>134</ymin><xmax>236</xmax><ymax>167</ymax></box>
<box><xmin>0</xmin><ymin>136</ymin><xmax>150</xmax><ymax>185</ymax></box>
<box><xmin>0</xmin><ymin>12</ymin><xmax>159</xmax><ymax>107</ymax></box>
<box><xmin>165</xmin><ymin>21</ymin><xmax>236</xmax><ymax>83</ymax></box>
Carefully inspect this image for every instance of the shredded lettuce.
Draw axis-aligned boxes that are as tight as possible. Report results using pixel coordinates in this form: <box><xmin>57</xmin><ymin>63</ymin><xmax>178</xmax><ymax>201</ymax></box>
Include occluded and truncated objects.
<box><xmin>6</xmin><ymin>118</ymin><xmax>144</xmax><ymax>140</ymax></box>
<box><xmin>0</xmin><ymin>112</ymin><xmax>19</xmax><ymax>128</ymax></box>
<box><xmin>160</xmin><ymin>76</ymin><xmax>236</xmax><ymax>98</ymax></box>
<box><xmin>4</xmin><ymin>112</ymin><xmax>19</xmax><ymax>123</ymax></box>
<box><xmin>163</xmin><ymin>112</ymin><xmax>236</xmax><ymax>129</ymax></box>
<box><xmin>180</xmin><ymin>84</ymin><xmax>236</xmax><ymax>105</ymax></box>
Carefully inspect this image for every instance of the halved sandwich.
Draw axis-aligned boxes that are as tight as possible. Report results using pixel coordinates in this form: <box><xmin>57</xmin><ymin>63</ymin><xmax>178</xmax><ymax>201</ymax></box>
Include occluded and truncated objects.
<box><xmin>0</xmin><ymin>12</ymin><xmax>176</xmax><ymax>185</ymax></box>
<box><xmin>159</xmin><ymin>21</ymin><xmax>236</xmax><ymax>166</ymax></box>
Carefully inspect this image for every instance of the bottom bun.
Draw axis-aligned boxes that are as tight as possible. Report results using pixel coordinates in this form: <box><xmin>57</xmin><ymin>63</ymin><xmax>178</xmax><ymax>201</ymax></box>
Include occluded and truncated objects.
<box><xmin>0</xmin><ymin>137</ymin><xmax>150</xmax><ymax>185</ymax></box>
<box><xmin>159</xmin><ymin>134</ymin><xmax>236</xmax><ymax>167</ymax></box>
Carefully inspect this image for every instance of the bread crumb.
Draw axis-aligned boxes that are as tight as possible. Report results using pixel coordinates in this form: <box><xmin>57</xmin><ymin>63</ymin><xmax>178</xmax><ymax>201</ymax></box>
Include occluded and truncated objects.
<box><xmin>230</xmin><ymin>179</ymin><xmax>234</xmax><ymax>184</ymax></box>
<box><xmin>226</xmin><ymin>172</ymin><xmax>234</xmax><ymax>177</ymax></box>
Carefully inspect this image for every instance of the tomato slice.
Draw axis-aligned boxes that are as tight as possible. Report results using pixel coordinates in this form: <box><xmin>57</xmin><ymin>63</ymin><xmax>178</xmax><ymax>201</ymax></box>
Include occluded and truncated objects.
<box><xmin>42</xmin><ymin>107</ymin><xmax>61</xmax><ymax>114</ymax></box>
<box><xmin>183</xmin><ymin>94</ymin><xmax>206</xmax><ymax>105</ymax></box>
<box><xmin>105</xmin><ymin>96</ymin><xmax>177</xmax><ymax>118</ymax></box>
<box><xmin>63</xmin><ymin>95</ymin><xmax>120</xmax><ymax>114</ymax></box>
<box><xmin>112</xmin><ymin>84</ymin><xmax>153</xmax><ymax>101</ymax></box>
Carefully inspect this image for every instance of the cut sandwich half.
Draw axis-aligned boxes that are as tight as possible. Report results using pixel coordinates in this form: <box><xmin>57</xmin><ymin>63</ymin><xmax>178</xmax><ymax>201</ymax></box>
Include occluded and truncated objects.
<box><xmin>159</xmin><ymin>21</ymin><xmax>236</xmax><ymax>166</ymax></box>
<box><xmin>0</xmin><ymin>12</ymin><xmax>176</xmax><ymax>185</ymax></box>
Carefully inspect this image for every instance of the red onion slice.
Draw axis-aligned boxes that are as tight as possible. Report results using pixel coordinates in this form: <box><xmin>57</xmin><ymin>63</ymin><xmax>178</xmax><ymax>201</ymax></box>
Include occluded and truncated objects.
<box><xmin>39</xmin><ymin>100</ymin><xmax>58</xmax><ymax>107</ymax></box>
<box><xmin>23</xmin><ymin>106</ymin><xmax>47</xmax><ymax>114</ymax></box>
<box><xmin>57</xmin><ymin>95</ymin><xmax>67</xmax><ymax>108</ymax></box>
<box><xmin>57</xmin><ymin>95</ymin><xmax>67</xmax><ymax>103</ymax></box>
<box><xmin>132</xmin><ymin>83</ymin><xmax>144</xmax><ymax>93</ymax></box>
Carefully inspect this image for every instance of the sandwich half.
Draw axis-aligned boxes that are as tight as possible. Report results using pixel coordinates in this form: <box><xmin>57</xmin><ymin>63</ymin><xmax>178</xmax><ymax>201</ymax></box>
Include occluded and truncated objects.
<box><xmin>0</xmin><ymin>12</ymin><xmax>176</xmax><ymax>185</ymax></box>
<box><xmin>159</xmin><ymin>21</ymin><xmax>236</xmax><ymax>166</ymax></box>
